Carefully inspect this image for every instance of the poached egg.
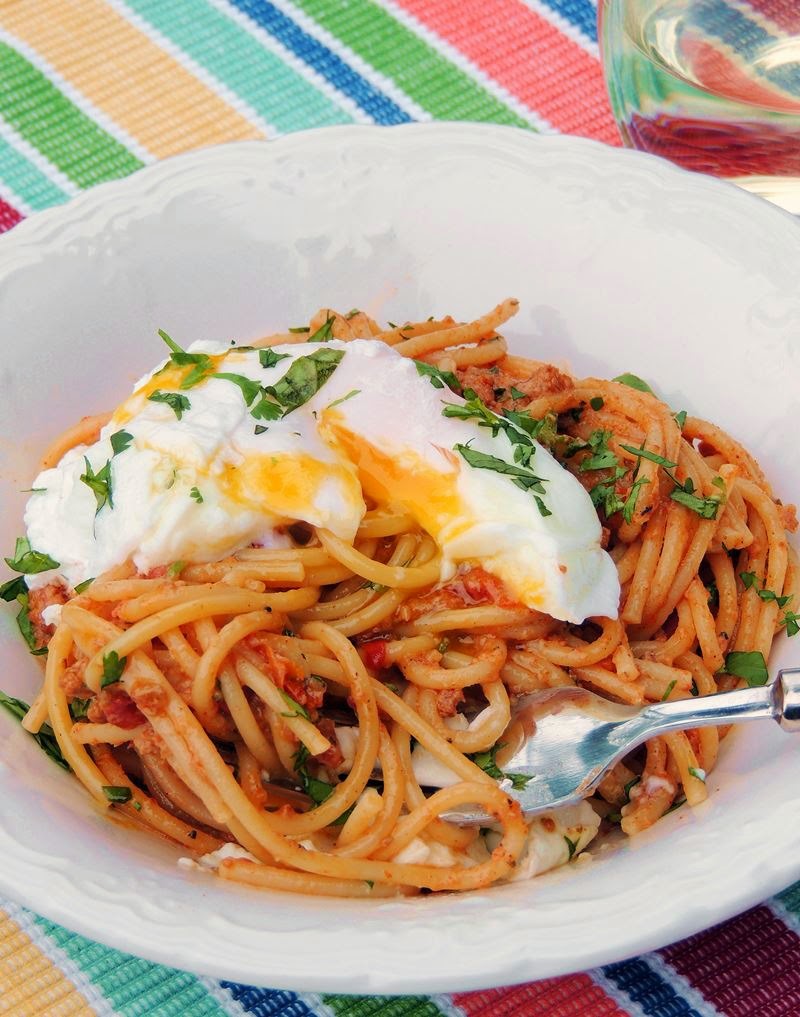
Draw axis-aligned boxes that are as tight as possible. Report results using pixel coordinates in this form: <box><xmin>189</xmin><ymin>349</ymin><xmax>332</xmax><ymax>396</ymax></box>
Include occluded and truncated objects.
<box><xmin>24</xmin><ymin>336</ymin><xmax>619</xmax><ymax>622</ymax></box>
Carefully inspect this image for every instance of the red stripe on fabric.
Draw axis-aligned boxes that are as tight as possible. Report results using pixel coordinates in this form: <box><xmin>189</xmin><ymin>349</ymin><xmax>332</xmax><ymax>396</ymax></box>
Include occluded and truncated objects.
<box><xmin>0</xmin><ymin>197</ymin><xmax>23</xmax><ymax>233</ymax></box>
<box><xmin>394</xmin><ymin>0</ymin><xmax>621</xmax><ymax>144</ymax></box>
<box><xmin>454</xmin><ymin>973</ymin><xmax>629</xmax><ymax>1017</ymax></box>
<box><xmin>743</xmin><ymin>0</ymin><xmax>800</xmax><ymax>34</ymax></box>
<box><xmin>662</xmin><ymin>904</ymin><xmax>800</xmax><ymax>1017</ymax></box>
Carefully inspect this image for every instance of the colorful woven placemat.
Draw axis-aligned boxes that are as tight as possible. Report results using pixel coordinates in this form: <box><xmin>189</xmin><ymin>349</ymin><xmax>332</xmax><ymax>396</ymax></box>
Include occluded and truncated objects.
<box><xmin>1</xmin><ymin>1</ymin><xmax>799</xmax><ymax>1014</ymax></box>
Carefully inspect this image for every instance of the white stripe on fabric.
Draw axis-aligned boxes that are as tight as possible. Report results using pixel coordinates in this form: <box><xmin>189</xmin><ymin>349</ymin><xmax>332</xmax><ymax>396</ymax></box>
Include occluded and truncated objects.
<box><xmin>265</xmin><ymin>0</ymin><xmax>432</xmax><ymax>123</ymax></box>
<box><xmin>3</xmin><ymin>901</ymin><xmax>121</xmax><ymax>1017</ymax></box>
<box><xmin>643</xmin><ymin>953</ymin><xmax>725</xmax><ymax>1017</ymax></box>
<box><xmin>211</xmin><ymin>0</ymin><xmax>373</xmax><ymax>125</ymax></box>
<box><xmin>768</xmin><ymin>898</ymin><xmax>800</xmax><ymax>938</ymax></box>
<box><xmin>590</xmin><ymin>968</ymin><xmax>653</xmax><ymax>1017</ymax></box>
<box><xmin>371</xmin><ymin>0</ymin><xmax>556</xmax><ymax>132</ymax></box>
<box><xmin>0</xmin><ymin>113</ymin><xmax>79</xmax><ymax>198</ymax></box>
<box><xmin>102</xmin><ymin>0</ymin><xmax>275</xmax><ymax>138</ymax></box>
<box><xmin>0</xmin><ymin>179</ymin><xmax>32</xmax><ymax>217</ymax></box>
<box><xmin>0</xmin><ymin>26</ymin><xmax>155</xmax><ymax>165</ymax></box>
<box><xmin>298</xmin><ymin>991</ymin><xmax>339</xmax><ymax>1017</ymax></box>
<box><xmin>198</xmin><ymin>977</ymin><xmax>254</xmax><ymax>1017</ymax></box>
<box><xmin>518</xmin><ymin>0</ymin><xmax>601</xmax><ymax>58</ymax></box>
<box><xmin>432</xmin><ymin>994</ymin><xmax>469</xmax><ymax>1017</ymax></box>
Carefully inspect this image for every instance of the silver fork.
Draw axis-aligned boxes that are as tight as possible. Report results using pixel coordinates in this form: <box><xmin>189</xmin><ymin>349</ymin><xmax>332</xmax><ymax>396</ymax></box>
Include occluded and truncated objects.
<box><xmin>440</xmin><ymin>668</ymin><xmax>800</xmax><ymax>825</ymax></box>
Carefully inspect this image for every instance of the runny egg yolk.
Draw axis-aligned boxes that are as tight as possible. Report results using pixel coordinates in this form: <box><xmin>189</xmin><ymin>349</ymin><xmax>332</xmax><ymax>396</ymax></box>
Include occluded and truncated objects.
<box><xmin>321</xmin><ymin>413</ymin><xmax>472</xmax><ymax>543</ymax></box>
<box><xmin>220</xmin><ymin>451</ymin><xmax>362</xmax><ymax>521</ymax></box>
<box><xmin>112</xmin><ymin>357</ymin><xmax>228</xmax><ymax>426</ymax></box>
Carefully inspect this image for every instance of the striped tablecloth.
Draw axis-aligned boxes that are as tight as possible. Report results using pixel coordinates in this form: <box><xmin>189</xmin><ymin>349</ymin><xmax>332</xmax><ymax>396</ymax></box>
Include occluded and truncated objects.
<box><xmin>1</xmin><ymin>2</ymin><xmax>799</xmax><ymax>1015</ymax></box>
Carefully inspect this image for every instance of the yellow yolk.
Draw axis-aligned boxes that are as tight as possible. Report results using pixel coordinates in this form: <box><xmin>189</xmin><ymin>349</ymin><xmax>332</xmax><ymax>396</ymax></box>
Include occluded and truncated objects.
<box><xmin>112</xmin><ymin>356</ymin><xmax>228</xmax><ymax>425</ymax></box>
<box><xmin>220</xmin><ymin>451</ymin><xmax>361</xmax><ymax>520</ymax></box>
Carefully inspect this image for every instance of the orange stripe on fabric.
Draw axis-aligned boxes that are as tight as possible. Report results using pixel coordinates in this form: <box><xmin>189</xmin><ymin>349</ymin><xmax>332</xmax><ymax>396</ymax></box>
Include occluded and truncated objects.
<box><xmin>0</xmin><ymin>910</ymin><xmax>96</xmax><ymax>1017</ymax></box>
<box><xmin>0</xmin><ymin>0</ymin><xmax>263</xmax><ymax>158</ymax></box>
<box><xmin>454</xmin><ymin>973</ymin><xmax>630</xmax><ymax>1017</ymax></box>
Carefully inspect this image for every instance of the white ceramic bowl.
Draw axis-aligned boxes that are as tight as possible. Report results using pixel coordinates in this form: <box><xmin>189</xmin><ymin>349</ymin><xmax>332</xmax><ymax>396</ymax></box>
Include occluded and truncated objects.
<box><xmin>1</xmin><ymin>125</ymin><xmax>799</xmax><ymax>994</ymax></box>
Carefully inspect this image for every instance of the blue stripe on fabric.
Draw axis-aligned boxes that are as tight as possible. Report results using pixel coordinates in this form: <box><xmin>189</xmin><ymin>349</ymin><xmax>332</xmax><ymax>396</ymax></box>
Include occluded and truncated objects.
<box><xmin>603</xmin><ymin>958</ymin><xmax>704</xmax><ymax>1017</ymax></box>
<box><xmin>220</xmin><ymin>983</ymin><xmax>317</xmax><ymax>1017</ymax></box>
<box><xmin>223</xmin><ymin>0</ymin><xmax>413</xmax><ymax>124</ymax></box>
<box><xmin>540</xmin><ymin>0</ymin><xmax>599</xmax><ymax>42</ymax></box>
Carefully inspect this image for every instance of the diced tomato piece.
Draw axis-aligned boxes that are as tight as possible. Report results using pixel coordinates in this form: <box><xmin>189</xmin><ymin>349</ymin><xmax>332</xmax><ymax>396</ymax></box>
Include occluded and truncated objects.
<box><xmin>361</xmin><ymin>639</ymin><xmax>390</xmax><ymax>671</ymax></box>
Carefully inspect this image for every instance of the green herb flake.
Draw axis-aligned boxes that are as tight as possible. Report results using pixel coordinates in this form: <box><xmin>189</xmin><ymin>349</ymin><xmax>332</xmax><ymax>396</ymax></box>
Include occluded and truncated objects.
<box><xmin>279</xmin><ymin>689</ymin><xmax>310</xmax><ymax>720</ymax></box>
<box><xmin>213</xmin><ymin>372</ymin><xmax>262</xmax><ymax>406</ymax></box>
<box><xmin>189</xmin><ymin>487</ymin><xmax>204</xmax><ymax>504</ymax></box>
<box><xmin>80</xmin><ymin>458</ymin><xmax>113</xmax><ymax>515</ymax></box>
<box><xmin>613</xmin><ymin>372</ymin><xmax>655</xmax><ymax>394</ymax></box>
<box><xmin>102</xmin><ymin>785</ymin><xmax>132</xmax><ymax>804</ymax></box>
<box><xmin>564</xmin><ymin>835</ymin><xmax>578</xmax><ymax>860</ymax></box>
<box><xmin>623</xmin><ymin>776</ymin><xmax>641</xmax><ymax>801</ymax></box>
<box><xmin>589</xmin><ymin>396</ymin><xmax>604</xmax><ymax>411</ymax></box>
<box><xmin>622</xmin><ymin>476</ymin><xmax>650</xmax><ymax>525</ymax></box>
<box><xmin>661</xmin><ymin>679</ymin><xmax>677</xmax><ymax>701</ymax></box>
<box><xmin>0</xmin><ymin>575</ymin><xmax>28</xmax><ymax>602</ymax></box>
<box><xmin>307</xmin><ymin>315</ymin><xmax>335</xmax><ymax>343</ymax></box>
<box><xmin>327</xmin><ymin>389</ymin><xmax>361</xmax><ymax>410</ymax></box>
<box><xmin>414</xmin><ymin>359</ymin><xmax>462</xmax><ymax>395</ymax></box>
<box><xmin>110</xmin><ymin>429</ymin><xmax>134</xmax><ymax>455</ymax></box>
<box><xmin>288</xmin><ymin>326</ymin><xmax>310</xmax><ymax>334</ymax></box>
<box><xmin>4</xmin><ymin>537</ymin><xmax>60</xmax><ymax>575</ymax></box>
<box><xmin>259</xmin><ymin>349</ymin><xmax>291</xmax><ymax>369</ymax></box>
<box><xmin>167</xmin><ymin>560</ymin><xmax>187</xmax><ymax>578</ymax></box>
<box><xmin>148</xmin><ymin>390</ymin><xmax>191</xmax><ymax>420</ymax></box>
<box><xmin>724</xmin><ymin>650</ymin><xmax>769</xmax><ymax>687</ymax></box>
<box><xmin>674</xmin><ymin>410</ymin><xmax>687</xmax><ymax>429</ymax></box>
<box><xmin>73</xmin><ymin>577</ymin><xmax>95</xmax><ymax>594</ymax></box>
<box><xmin>157</xmin><ymin>329</ymin><xmax>214</xmax><ymax>389</ymax></box>
<box><xmin>364</xmin><ymin>880</ymin><xmax>374</xmax><ymax>890</ymax></box>
<box><xmin>69</xmin><ymin>697</ymin><xmax>91</xmax><ymax>720</ymax></box>
<box><xmin>101</xmin><ymin>650</ymin><xmax>127</xmax><ymax>688</ymax></box>
<box><xmin>0</xmin><ymin>690</ymin><xmax>69</xmax><ymax>769</ymax></box>
<box><xmin>254</xmin><ymin>425</ymin><xmax>269</xmax><ymax>436</ymax></box>
<box><xmin>471</xmin><ymin>745</ymin><xmax>533</xmax><ymax>791</ymax></box>
<box><xmin>782</xmin><ymin>610</ymin><xmax>800</xmax><ymax>637</ymax></box>
<box><xmin>688</xmin><ymin>766</ymin><xmax>706</xmax><ymax>783</ymax></box>
<box><xmin>619</xmin><ymin>443</ymin><xmax>678</xmax><ymax>470</ymax></box>
<box><xmin>509</xmin><ymin>386</ymin><xmax>526</xmax><ymax>401</ymax></box>
<box><xmin>267</xmin><ymin>348</ymin><xmax>345</xmax><ymax>416</ymax></box>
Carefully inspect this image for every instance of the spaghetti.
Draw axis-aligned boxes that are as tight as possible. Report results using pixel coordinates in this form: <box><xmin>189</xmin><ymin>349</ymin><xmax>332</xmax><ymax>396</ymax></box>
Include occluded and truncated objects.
<box><xmin>4</xmin><ymin>299</ymin><xmax>798</xmax><ymax>897</ymax></box>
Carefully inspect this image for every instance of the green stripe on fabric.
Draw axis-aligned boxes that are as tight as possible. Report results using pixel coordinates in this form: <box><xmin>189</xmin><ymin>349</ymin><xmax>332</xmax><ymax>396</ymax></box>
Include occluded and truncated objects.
<box><xmin>124</xmin><ymin>0</ymin><xmax>353</xmax><ymax>133</ymax></box>
<box><xmin>0</xmin><ymin>131</ymin><xmax>68</xmax><ymax>210</ymax></box>
<box><xmin>775</xmin><ymin>882</ymin><xmax>800</xmax><ymax>915</ymax></box>
<box><xmin>0</xmin><ymin>43</ymin><xmax>142</xmax><ymax>188</ymax></box>
<box><xmin>323</xmin><ymin>996</ymin><xmax>444</xmax><ymax>1017</ymax></box>
<box><xmin>289</xmin><ymin>0</ymin><xmax>531</xmax><ymax>127</ymax></box>
<box><xmin>34</xmin><ymin>914</ymin><xmax>230</xmax><ymax>1017</ymax></box>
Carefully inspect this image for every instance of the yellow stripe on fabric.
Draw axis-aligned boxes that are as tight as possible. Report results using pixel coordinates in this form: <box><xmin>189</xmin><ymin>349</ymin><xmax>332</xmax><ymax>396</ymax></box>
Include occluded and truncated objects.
<box><xmin>0</xmin><ymin>0</ymin><xmax>263</xmax><ymax>158</ymax></box>
<box><xmin>0</xmin><ymin>910</ymin><xmax>97</xmax><ymax>1017</ymax></box>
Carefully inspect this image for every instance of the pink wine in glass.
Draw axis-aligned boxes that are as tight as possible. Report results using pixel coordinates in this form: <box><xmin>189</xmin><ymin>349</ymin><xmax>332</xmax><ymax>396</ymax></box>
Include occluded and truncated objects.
<box><xmin>599</xmin><ymin>0</ymin><xmax>800</xmax><ymax>211</ymax></box>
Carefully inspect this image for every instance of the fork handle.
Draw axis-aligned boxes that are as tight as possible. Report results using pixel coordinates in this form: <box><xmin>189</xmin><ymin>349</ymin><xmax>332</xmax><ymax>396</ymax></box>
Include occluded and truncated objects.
<box><xmin>642</xmin><ymin>667</ymin><xmax>800</xmax><ymax>737</ymax></box>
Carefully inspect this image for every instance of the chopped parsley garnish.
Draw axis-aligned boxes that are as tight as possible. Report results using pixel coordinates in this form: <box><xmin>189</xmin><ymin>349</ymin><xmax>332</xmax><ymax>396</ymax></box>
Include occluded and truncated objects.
<box><xmin>307</xmin><ymin>315</ymin><xmax>335</xmax><ymax>343</ymax></box>
<box><xmin>73</xmin><ymin>577</ymin><xmax>94</xmax><ymax>594</ymax></box>
<box><xmin>259</xmin><ymin>349</ymin><xmax>291</xmax><ymax>369</ymax></box>
<box><xmin>739</xmin><ymin>572</ymin><xmax>791</xmax><ymax>608</ymax></box>
<box><xmin>288</xmin><ymin>326</ymin><xmax>310</xmax><ymax>334</ymax></box>
<box><xmin>213</xmin><ymin>372</ymin><xmax>262</xmax><ymax>406</ymax></box>
<box><xmin>470</xmin><ymin>744</ymin><xmax>533</xmax><ymax>791</ymax></box>
<box><xmin>0</xmin><ymin>690</ymin><xmax>69</xmax><ymax>769</ymax></box>
<box><xmin>781</xmin><ymin>610</ymin><xmax>800</xmax><ymax>637</ymax></box>
<box><xmin>100</xmin><ymin>650</ymin><xmax>127</xmax><ymax>688</ymax></box>
<box><xmin>266</xmin><ymin>348</ymin><xmax>345</xmax><ymax>416</ymax></box>
<box><xmin>613</xmin><ymin>372</ymin><xmax>655</xmax><ymax>394</ymax></box>
<box><xmin>254</xmin><ymin>425</ymin><xmax>269</xmax><ymax>435</ymax></box>
<box><xmin>622</xmin><ymin>476</ymin><xmax>650</xmax><ymax>524</ymax></box>
<box><xmin>437</xmin><ymin>637</ymin><xmax>450</xmax><ymax>655</ymax></box>
<box><xmin>509</xmin><ymin>386</ymin><xmax>526</xmax><ymax>401</ymax></box>
<box><xmin>279</xmin><ymin>689</ymin><xmax>310</xmax><ymax>720</ymax></box>
<box><xmin>0</xmin><ymin>575</ymin><xmax>27</xmax><ymax>601</ymax></box>
<box><xmin>688</xmin><ymin>767</ymin><xmax>706</xmax><ymax>783</ymax></box>
<box><xmin>102</xmin><ymin>785</ymin><xmax>132</xmax><ymax>804</ymax></box>
<box><xmin>189</xmin><ymin>487</ymin><xmax>204</xmax><ymax>504</ymax></box>
<box><xmin>80</xmin><ymin>457</ymin><xmax>113</xmax><ymax>515</ymax></box>
<box><xmin>4</xmin><ymin>583</ymin><xmax>47</xmax><ymax>656</ymax></box>
<box><xmin>69</xmin><ymin>697</ymin><xmax>91</xmax><ymax>720</ymax></box>
<box><xmin>724</xmin><ymin>650</ymin><xmax>769</xmax><ymax>687</ymax></box>
<box><xmin>564</xmin><ymin>835</ymin><xmax>578</xmax><ymax>860</ymax></box>
<box><xmin>157</xmin><ymin>329</ymin><xmax>214</xmax><ymax>389</ymax></box>
<box><xmin>454</xmin><ymin>445</ymin><xmax>550</xmax><ymax>517</ymax></box>
<box><xmin>573</xmin><ymin>430</ymin><xmax>619</xmax><ymax>472</ymax></box>
<box><xmin>414</xmin><ymin>359</ymin><xmax>462</xmax><ymax>395</ymax></box>
<box><xmin>620</xmin><ymin>443</ymin><xmax>724</xmax><ymax>520</ymax></box>
<box><xmin>167</xmin><ymin>561</ymin><xmax>187</xmax><ymax>578</ymax></box>
<box><xmin>4</xmin><ymin>537</ymin><xmax>59</xmax><ymax>575</ymax></box>
<box><xmin>623</xmin><ymin>776</ymin><xmax>640</xmax><ymax>801</ymax></box>
<box><xmin>148</xmin><ymin>390</ymin><xmax>191</xmax><ymax>420</ymax></box>
<box><xmin>110</xmin><ymin>429</ymin><xmax>133</xmax><ymax>455</ymax></box>
<box><xmin>661</xmin><ymin>679</ymin><xmax>677</xmax><ymax>701</ymax></box>
<box><xmin>588</xmin><ymin>467</ymin><xmax>626</xmax><ymax>519</ymax></box>
<box><xmin>674</xmin><ymin>410</ymin><xmax>687</xmax><ymax>430</ymax></box>
<box><xmin>590</xmin><ymin>396</ymin><xmax>604</xmax><ymax>411</ymax></box>
<box><xmin>327</xmin><ymin>389</ymin><xmax>360</xmax><ymax>410</ymax></box>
